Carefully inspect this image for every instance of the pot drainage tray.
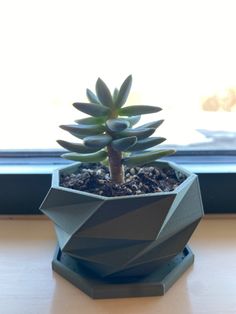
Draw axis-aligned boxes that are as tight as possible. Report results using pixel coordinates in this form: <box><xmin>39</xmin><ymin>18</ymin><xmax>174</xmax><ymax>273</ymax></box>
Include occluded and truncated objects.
<box><xmin>52</xmin><ymin>245</ymin><xmax>194</xmax><ymax>299</ymax></box>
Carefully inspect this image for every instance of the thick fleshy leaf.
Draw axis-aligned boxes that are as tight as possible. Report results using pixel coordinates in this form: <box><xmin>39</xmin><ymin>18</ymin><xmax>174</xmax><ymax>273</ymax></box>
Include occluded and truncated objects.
<box><xmin>60</xmin><ymin>124</ymin><xmax>105</xmax><ymax>136</ymax></box>
<box><xmin>86</xmin><ymin>89</ymin><xmax>100</xmax><ymax>104</ymax></box>
<box><xmin>119</xmin><ymin>128</ymin><xmax>156</xmax><ymax>140</ymax></box>
<box><xmin>84</xmin><ymin>134</ymin><xmax>112</xmax><ymax>148</ymax></box>
<box><xmin>95</xmin><ymin>78</ymin><xmax>113</xmax><ymax>108</ymax></box>
<box><xmin>61</xmin><ymin>150</ymin><xmax>108</xmax><ymax>162</ymax></box>
<box><xmin>136</xmin><ymin>119</ymin><xmax>164</xmax><ymax>130</ymax></box>
<box><xmin>115</xmin><ymin>75</ymin><xmax>132</xmax><ymax>108</ymax></box>
<box><xmin>127</xmin><ymin>137</ymin><xmax>166</xmax><ymax>152</ymax></box>
<box><xmin>122</xmin><ymin>149</ymin><xmax>176</xmax><ymax>166</ymax></box>
<box><xmin>69</xmin><ymin>132</ymin><xmax>86</xmax><ymax>140</ymax></box>
<box><xmin>57</xmin><ymin>140</ymin><xmax>99</xmax><ymax>154</ymax></box>
<box><xmin>73</xmin><ymin>102</ymin><xmax>110</xmax><ymax>117</ymax></box>
<box><xmin>126</xmin><ymin>115</ymin><xmax>141</xmax><ymax>126</ymax></box>
<box><xmin>113</xmin><ymin>88</ymin><xmax>119</xmax><ymax>102</ymax></box>
<box><xmin>119</xmin><ymin>105</ymin><xmax>162</xmax><ymax>116</ymax></box>
<box><xmin>106</xmin><ymin>118</ymin><xmax>130</xmax><ymax>132</ymax></box>
<box><xmin>75</xmin><ymin>116</ymin><xmax>106</xmax><ymax>125</ymax></box>
<box><xmin>111</xmin><ymin>136</ymin><xmax>137</xmax><ymax>152</ymax></box>
<box><xmin>102</xmin><ymin>158</ymin><xmax>109</xmax><ymax>166</ymax></box>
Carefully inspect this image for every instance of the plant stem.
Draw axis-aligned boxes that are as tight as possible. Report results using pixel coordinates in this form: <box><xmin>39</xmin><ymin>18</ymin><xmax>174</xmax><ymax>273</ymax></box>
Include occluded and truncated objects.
<box><xmin>107</xmin><ymin>144</ymin><xmax>124</xmax><ymax>184</ymax></box>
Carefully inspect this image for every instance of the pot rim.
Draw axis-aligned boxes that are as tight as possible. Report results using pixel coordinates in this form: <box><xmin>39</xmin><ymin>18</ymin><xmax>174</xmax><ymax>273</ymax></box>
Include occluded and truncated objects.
<box><xmin>51</xmin><ymin>160</ymin><xmax>197</xmax><ymax>200</ymax></box>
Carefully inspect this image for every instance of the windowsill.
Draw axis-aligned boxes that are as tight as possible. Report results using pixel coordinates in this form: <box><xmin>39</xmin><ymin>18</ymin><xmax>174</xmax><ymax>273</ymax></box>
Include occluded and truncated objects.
<box><xmin>1</xmin><ymin>163</ymin><xmax>236</xmax><ymax>175</ymax></box>
<box><xmin>0</xmin><ymin>215</ymin><xmax>235</xmax><ymax>314</ymax></box>
<box><xmin>0</xmin><ymin>155</ymin><xmax>236</xmax><ymax>214</ymax></box>
<box><xmin>1</xmin><ymin>155</ymin><xmax>236</xmax><ymax>174</ymax></box>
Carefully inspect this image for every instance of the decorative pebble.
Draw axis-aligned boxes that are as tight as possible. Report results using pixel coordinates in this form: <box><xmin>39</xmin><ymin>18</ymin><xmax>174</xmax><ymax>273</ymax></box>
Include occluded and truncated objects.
<box><xmin>96</xmin><ymin>169</ymin><xmax>104</xmax><ymax>176</ymax></box>
<box><xmin>130</xmin><ymin>168</ymin><xmax>135</xmax><ymax>175</ymax></box>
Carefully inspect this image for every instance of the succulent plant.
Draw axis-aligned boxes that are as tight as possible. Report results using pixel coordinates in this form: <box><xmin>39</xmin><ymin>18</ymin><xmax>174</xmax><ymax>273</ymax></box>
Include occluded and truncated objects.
<box><xmin>57</xmin><ymin>75</ymin><xmax>175</xmax><ymax>184</ymax></box>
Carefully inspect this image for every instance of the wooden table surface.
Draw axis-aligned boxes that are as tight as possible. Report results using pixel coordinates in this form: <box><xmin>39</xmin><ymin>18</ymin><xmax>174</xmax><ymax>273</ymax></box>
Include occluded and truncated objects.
<box><xmin>0</xmin><ymin>215</ymin><xmax>235</xmax><ymax>314</ymax></box>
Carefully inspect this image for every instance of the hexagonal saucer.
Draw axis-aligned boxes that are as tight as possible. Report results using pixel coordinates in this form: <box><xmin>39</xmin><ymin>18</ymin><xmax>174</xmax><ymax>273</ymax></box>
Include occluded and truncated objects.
<box><xmin>52</xmin><ymin>245</ymin><xmax>194</xmax><ymax>299</ymax></box>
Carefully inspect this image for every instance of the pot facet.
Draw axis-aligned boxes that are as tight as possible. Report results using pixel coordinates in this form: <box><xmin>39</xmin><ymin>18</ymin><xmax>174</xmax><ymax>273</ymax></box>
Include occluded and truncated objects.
<box><xmin>40</xmin><ymin>161</ymin><xmax>204</xmax><ymax>278</ymax></box>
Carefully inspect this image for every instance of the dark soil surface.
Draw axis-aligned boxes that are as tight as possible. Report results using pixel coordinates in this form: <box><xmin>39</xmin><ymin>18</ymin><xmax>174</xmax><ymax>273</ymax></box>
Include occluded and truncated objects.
<box><xmin>60</xmin><ymin>163</ymin><xmax>187</xmax><ymax>197</ymax></box>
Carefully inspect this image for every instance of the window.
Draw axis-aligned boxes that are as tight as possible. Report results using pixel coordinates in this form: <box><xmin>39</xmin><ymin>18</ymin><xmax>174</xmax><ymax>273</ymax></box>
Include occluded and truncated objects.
<box><xmin>0</xmin><ymin>0</ymin><xmax>235</xmax><ymax>151</ymax></box>
<box><xmin>0</xmin><ymin>0</ymin><xmax>235</xmax><ymax>215</ymax></box>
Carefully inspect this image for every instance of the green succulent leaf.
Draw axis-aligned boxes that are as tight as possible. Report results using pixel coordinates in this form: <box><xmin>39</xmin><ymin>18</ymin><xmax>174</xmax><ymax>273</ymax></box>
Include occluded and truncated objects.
<box><xmin>58</xmin><ymin>75</ymin><xmax>175</xmax><ymax>184</ymax></box>
<box><xmin>75</xmin><ymin>116</ymin><xmax>106</xmax><ymax>125</ymax></box>
<box><xmin>122</xmin><ymin>149</ymin><xmax>176</xmax><ymax>167</ymax></box>
<box><xmin>73</xmin><ymin>102</ymin><xmax>110</xmax><ymax>117</ymax></box>
<box><xmin>119</xmin><ymin>127</ymin><xmax>156</xmax><ymax>140</ymax></box>
<box><xmin>113</xmin><ymin>88</ymin><xmax>119</xmax><ymax>103</ymax></box>
<box><xmin>126</xmin><ymin>115</ymin><xmax>141</xmax><ymax>127</ymax></box>
<box><xmin>57</xmin><ymin>140</ymin><xmax>99</xmax><ymax>153</ymax></box>
<box><xmin>136</xmin><ymin>119</ymin><xmax>164</xmax><ymax>130</ymax></box>
<box><xmin>102</xmin><ymin>158</ymin><xmax>109</xmax><ymax>166</ymax></box>
<box><xmin>60</xmin><ymin>124</ymin><xmax>105</xmax><ymax>136</ymax></box>
<box><xmin>111</xmin><ymin>136</ymin><xmax>137</xmax><ymax>152</ymax></box>
<box><xmin>86</xmin><ymin>88</ymin><xmax>100</xmax><ymax>104</ymax></box>
<box><xmin>84</xmin><ymin>134</ymin><xmax>112</xmax><ymax>148</ymax></box>
<box><xmin>106</xmin><ymin>118</ymin><xmax>130</xmax><ymax>132</ymax></box>
<box><xmin>95</xmin><ymin>78</ymin><xmax>113</xmax><ymax>108</ymax></box>
<box><xmin>127</xmin><ymin>137</ymin><xmax>166</xmax><ymax>152</ymax></box>
<box><xmin>115</xmin><ymin>75</ymin><xmax>132</xmax><ymax>108</ymax></box>
<box><xmin>62</xmin><ymin>150</ymin><xmax>108</xmax><ymax>162</ymax></box>
<box><xmin>119</xmin><ymin>105</ymin><xmax>162</xmax><ymax>116</ymax></box>
<box><xmin>69</xmin><ymin>132</ymin><xmax>86</xmax><ymax>140</ymax></box>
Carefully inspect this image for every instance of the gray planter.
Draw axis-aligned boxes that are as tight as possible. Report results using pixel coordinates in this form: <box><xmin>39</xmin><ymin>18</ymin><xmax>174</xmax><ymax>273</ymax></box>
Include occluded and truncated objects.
<box><xmin>40</xmin><ymin>161</ymin><xmax>204</xmax><ymax>298</ymax></box>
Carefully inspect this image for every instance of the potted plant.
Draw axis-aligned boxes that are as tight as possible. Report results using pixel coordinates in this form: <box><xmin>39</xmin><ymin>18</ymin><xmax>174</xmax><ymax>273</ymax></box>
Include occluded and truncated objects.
<box><xmin>40</xmin><ymin>75</ymin><xmax>204</xmax><ymax>299</ymax></box>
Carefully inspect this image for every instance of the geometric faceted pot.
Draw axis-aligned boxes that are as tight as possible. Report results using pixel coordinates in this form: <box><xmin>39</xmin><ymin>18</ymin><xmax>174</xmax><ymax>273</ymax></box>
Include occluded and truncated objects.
<box><xmin>40</xmin><ymin>161</ymin><xmax>204</xmax><ymax>298</ymax></box>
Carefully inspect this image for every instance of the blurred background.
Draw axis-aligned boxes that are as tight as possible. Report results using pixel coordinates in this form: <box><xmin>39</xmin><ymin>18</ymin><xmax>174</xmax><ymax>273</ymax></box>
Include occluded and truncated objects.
<box><xmin>0</xmin><ymin>0</ymin><xmax>235</xmax><ymax>151</ymax></box>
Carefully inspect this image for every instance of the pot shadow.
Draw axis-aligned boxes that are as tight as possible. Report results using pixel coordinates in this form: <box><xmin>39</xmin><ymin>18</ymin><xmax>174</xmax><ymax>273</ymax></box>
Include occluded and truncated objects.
<box><xmin>49</xmin><ymin>266</ymin><xmax>195</xmax><ymax>314</ymax></box>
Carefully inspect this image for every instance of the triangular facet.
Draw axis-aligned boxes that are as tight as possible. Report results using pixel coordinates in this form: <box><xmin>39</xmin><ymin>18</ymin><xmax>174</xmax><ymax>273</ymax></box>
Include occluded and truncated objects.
<box><xmin>40</xmin><ymin>188</ymin><xmax>101</xmax><ymax>210</ymax></box>
<box><xmin>64</xmin><ymin>237</ymin><xmax>148</xmax><ymax>252</ymax></box>
<box><xmin>107</xmin><ymin>256</ymin><xmax>173</xmax><ymax>278</ymax></box>
<box><xmin>54</xmin><ymin>225</ymin><xmax>71</xmax><ymax>250</ymax></box>
<box><xmin>80</xmin><ymin>194</ymin><xmax>174</xmax><ymax>230</ymax></box>
<box><xmin>158</xmin><ymin>178</ymin><xmax>203</xmax><ymax>243</ymax></box>
<box><xmin>77</xmin><ymin>195</ymin><xmax>175</xmax><ymax>240</ymax></box>
<box><xmin>69</xmin><ymin>257</ymin><xmax>116</xmax><ymax>278</ymax></box>
<box><xmin>69</xmin><ymin>241</ymin><xmax>149</xmax><ymax>271</ymax></box>
<box><xmin>159</xmin><ymin>176</ymin><xmax>195</xmax><ymax>233</ymax></box>
<box><xmin>43</xmin><ymin>202</ymin><xmax>102</xmax><ymax>235</ymax></box>
<box><xmin>129</xmin><ymin>219</ymin><xmax>200</xmax><ymax>267</ymax></box>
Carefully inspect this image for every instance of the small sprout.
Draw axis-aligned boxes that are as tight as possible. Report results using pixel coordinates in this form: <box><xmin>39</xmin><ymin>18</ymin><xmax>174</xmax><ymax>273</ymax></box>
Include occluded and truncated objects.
<box><xmin>58</xmin><ymin>75</ymin><xmax>175</xmax><ymax>184</ymax></box>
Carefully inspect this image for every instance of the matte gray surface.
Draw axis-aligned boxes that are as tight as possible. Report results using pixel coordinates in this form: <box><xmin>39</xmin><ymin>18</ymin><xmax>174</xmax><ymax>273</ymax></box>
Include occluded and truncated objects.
<box><xmin>52</xmin><ymin>245</ymin><xmax>194</xmax><ymax>299</ymax></box>
<box><xmin>40</xmin><ymin>161</ymin><xmax>204</xmax><ymax>296</ymax></box>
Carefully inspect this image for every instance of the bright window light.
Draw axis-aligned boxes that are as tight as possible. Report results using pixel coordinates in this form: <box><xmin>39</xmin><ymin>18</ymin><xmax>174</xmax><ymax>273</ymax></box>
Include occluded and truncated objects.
<box><xmin>0</xmin><ymin>0</ymin><xmax>236</xmax><ymax>150</ymax></box>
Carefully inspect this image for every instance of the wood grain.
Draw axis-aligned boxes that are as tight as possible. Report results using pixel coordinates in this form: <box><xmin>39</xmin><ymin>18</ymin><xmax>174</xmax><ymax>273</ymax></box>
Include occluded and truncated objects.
<box><xmin>0</xmin><ymin>216</ymin><xmax>235</xmax><ymax>314</ymax></box>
